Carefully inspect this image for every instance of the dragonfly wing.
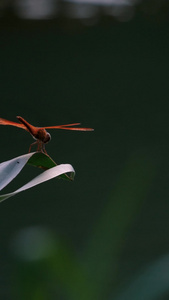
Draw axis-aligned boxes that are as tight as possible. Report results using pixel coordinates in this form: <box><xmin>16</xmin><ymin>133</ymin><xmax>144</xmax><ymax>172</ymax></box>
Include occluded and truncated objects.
<box><xmin>56</xmin><ymin>127</ymin><xmax>94</xmax><ymax>131</ymax></box>
<box><xmin>44</xmin><ymin>123</ymin><xmax>81</xmax><ymax>129</ymax></box>
<box><xmin>0</xmin><ymin>118</ymin><xmax>28</xmax><ymax>130</ymax></box>
<box><xmin>44</xmin><ymin>123</ymin><xmax>94</xmax><ymax>131</ymax></box>
<box><xmin>0</xmin><ymin>118</ymin><xmax>94</xmax><ymax>131</ymax></box>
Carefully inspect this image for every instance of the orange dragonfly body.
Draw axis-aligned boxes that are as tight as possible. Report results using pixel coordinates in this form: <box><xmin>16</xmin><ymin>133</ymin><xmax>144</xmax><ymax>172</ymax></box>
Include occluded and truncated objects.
<box><xmin>0</xmin><ymin>116</ymin><xmax>94</xmax><ymax>154</ymax></box>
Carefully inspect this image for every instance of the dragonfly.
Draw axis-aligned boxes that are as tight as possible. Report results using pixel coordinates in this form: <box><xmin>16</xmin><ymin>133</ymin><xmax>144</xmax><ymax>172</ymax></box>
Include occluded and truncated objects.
<box><xmin>0</xmin><ymin>116</ymin><xmax>94</xmax><ymax>154</ymax></box>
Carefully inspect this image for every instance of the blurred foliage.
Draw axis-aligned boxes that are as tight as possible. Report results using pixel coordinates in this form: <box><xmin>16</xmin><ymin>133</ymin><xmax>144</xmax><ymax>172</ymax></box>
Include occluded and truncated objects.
<box><xmin>1</xmin><ymin>1</ymin><xmax>169</xmax><ymax>299</ymax></box>
<box><xmin>11</xmin><ymin>151</ymin><xmax>159</xmax><ymax>300</ymax></box>
<box><xmin>1</xmin><ymin>0</ymin><xmax>169</xmax><ymax>24</ymax></box>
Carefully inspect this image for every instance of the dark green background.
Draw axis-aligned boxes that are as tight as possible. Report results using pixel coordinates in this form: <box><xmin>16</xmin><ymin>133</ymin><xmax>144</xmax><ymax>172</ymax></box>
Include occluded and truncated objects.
<box><xmin>1</xmin><ymin>14</ymin><xmax>169</xmax><ymax>300</ymax></box>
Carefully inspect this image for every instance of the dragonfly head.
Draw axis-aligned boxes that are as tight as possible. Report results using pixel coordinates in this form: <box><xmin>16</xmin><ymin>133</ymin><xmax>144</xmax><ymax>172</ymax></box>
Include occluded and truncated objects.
<box><xmin>44</xmin><ymin>132</ymin><xmax>51</xmax><ymax>144</ymax></box>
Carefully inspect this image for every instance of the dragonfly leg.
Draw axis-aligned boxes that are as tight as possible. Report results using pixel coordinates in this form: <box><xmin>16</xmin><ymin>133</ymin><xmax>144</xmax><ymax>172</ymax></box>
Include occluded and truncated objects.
<box><xmin>28</xmin><ymin>141</ymin><xmax>38</xmax><ymax>153</ymax></box>
<box><xmin>29</xmin><ymin>140</ymin><xmax>47</xmax><ymax>154</ymax></box>
<box><xmin>37</xmin><ymin>141</ymin><xmax>44</xmax><ymax>152</ymax></box>
<box><xmin>42</xmin><ymin>143</ymin><xmax>48</xmax><ymax>154</ymax></box>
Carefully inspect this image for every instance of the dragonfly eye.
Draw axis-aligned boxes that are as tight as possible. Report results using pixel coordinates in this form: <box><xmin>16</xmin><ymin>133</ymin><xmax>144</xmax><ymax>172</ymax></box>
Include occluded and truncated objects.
<box><xmin>44</xmin><ymin>132</ymin><xmax>51</xmax><ymax>144</ymax></box>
